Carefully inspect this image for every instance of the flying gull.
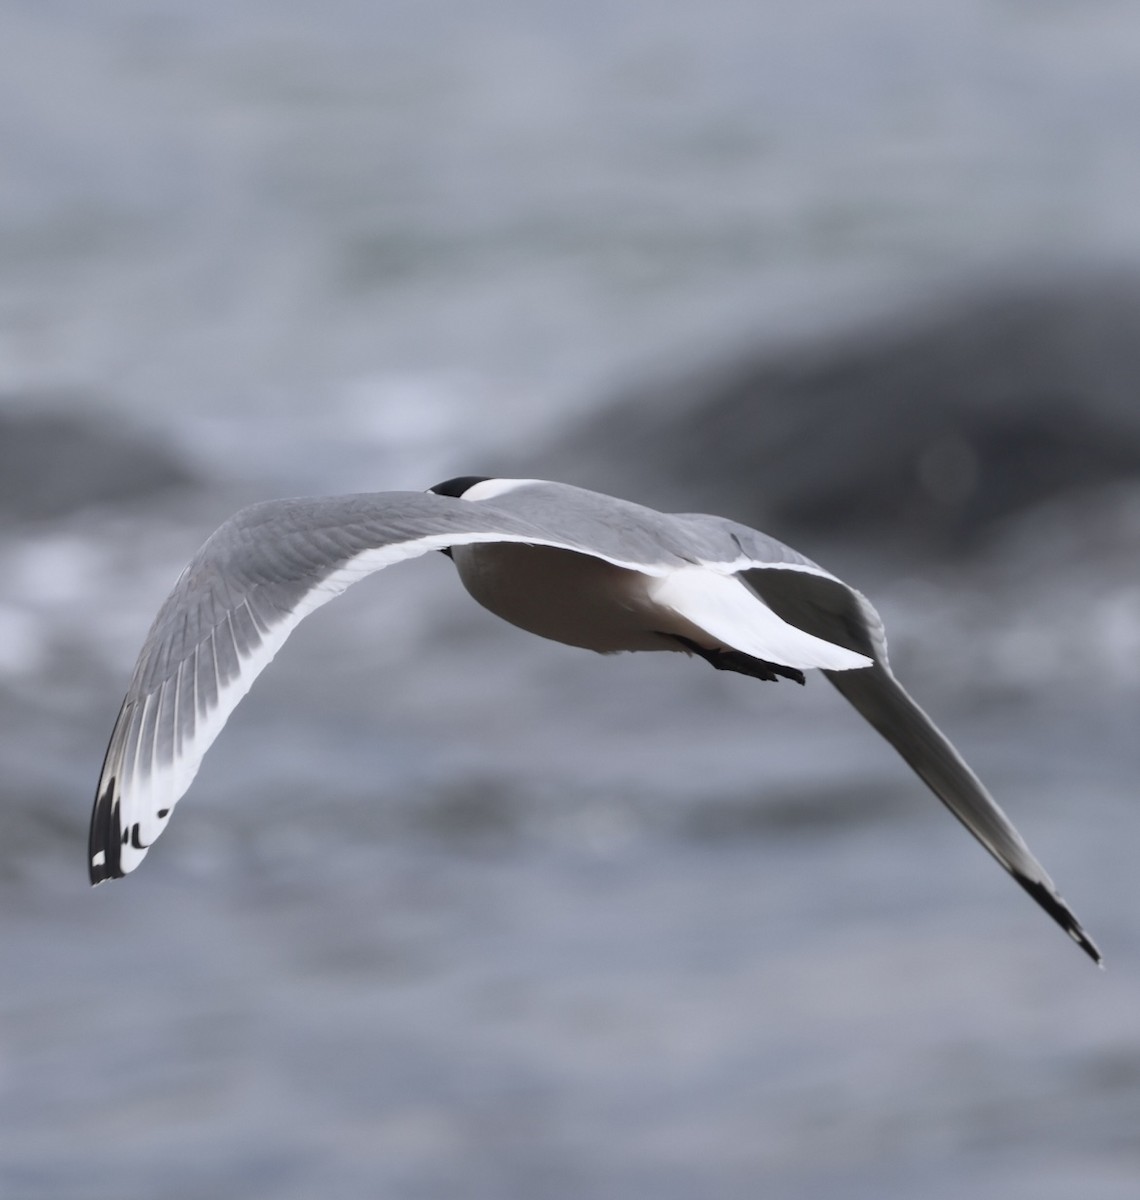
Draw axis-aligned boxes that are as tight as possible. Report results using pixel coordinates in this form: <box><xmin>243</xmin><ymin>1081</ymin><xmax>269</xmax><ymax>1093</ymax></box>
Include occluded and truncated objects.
<box><xmin>88</xmin><ymin>476</ymin><xmax>1101</xmax><ymax>964</ymax></box>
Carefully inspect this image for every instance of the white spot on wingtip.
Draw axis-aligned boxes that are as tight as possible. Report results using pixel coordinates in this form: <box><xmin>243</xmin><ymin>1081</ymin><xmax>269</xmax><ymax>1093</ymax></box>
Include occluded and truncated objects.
<box><xmin>91</xmin><ymin>850</ymin><xmax>106</xmax><ymax>868</ymax></box>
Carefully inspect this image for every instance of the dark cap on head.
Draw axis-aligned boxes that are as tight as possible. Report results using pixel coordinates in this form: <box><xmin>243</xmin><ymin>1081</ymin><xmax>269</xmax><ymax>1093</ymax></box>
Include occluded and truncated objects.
<box><xmin>429</xmin><ymin>476</ymin><xmax>493</xmax><ymax>498</ymax></box>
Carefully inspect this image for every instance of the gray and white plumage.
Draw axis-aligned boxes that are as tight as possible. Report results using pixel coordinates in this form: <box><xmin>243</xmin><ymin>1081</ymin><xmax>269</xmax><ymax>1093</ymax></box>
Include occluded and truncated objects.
<box><xmin>89</xmin><ymin>476</ymin><xmax>1101</xmax><ymax>964</ymax></box>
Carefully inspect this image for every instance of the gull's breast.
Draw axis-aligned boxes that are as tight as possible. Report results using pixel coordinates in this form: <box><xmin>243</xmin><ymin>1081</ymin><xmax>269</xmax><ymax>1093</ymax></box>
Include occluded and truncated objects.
<box><xmin>450</xmin><ymin>542</ymin><xmax>680</xmax><ymax>653</ymax></box>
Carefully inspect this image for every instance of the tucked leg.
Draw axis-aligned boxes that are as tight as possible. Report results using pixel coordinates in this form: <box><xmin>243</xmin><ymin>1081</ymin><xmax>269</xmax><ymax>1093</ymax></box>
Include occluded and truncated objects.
<box><xmin>671</xmin><ymin>635</ymin><xmax>806</xmax><ymax>685</ymax></box>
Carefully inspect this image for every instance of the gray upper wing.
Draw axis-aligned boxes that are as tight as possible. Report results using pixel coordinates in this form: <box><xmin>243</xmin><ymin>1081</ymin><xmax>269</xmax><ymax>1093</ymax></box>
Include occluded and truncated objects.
<box><xmin>668</xmin><ymin>511</ymin><xmax>834</xmax><ymax>574</ymax></box>
<box><xmin>734</xmin><ymin>537</ymin><xmax>1100</xmax><ymax>963</ymax></box>
<box><xmin>89</xmin><ymin>489</ymin><xmax>689</xmax><ymax>882</ymax></box>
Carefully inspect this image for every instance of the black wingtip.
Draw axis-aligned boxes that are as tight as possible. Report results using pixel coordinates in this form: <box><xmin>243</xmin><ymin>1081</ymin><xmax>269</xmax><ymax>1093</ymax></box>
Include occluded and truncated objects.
<box><xmin>88</xmin><ymin>774</ymin><xmax>124</xmax><ymax>886</ymax></box>
<box><xmin>1014</xmin><ymin>874</ymin><xmax>1103</xmax><ymax>967</ymax></box>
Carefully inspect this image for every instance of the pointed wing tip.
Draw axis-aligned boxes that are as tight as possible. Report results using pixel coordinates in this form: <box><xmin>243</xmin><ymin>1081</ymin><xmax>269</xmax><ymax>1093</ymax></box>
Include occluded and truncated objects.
<box><xmin>1072</xmin><ymin>927</ymin><xmax>1104</xmax><ymax>969</ymax></box>
<box><xmin>88</xmin><ymin>774</ymin><xmax>126</xmax><ymax>885</ymax></box>
<box><xmin>89</xmin><ymin>856</ymin><xmax>127</xmax><ymax>886</ymax></box>
<box><xmin>1014</xmin><ymin>874</ymin><xmax>1103</xmax><ymax>968</ymax></box>
<box><xmin>1067</xmin><ymin>924</ymin><xmax>1104</xmax><ymax>969</ymax></box>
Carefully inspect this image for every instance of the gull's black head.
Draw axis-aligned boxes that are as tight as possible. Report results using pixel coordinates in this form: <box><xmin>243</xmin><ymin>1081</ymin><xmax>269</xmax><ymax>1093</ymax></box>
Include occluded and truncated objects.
<box><xmin>428</xmin><ymin>476</ymin><xmax>493</xmax><ymax>559</ymax></box>
<box><xmin>429</xmin><ymin>476</ymin><xmax>492</xmax><ymax>498</ymax></box>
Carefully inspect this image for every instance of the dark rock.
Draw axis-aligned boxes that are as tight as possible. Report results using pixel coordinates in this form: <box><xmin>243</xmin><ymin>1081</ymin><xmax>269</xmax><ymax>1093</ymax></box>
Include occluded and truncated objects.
<box><xmin>541</xmin><ymin>273</ymin><xmax>1140</xmax><ymax>558</ymax></box>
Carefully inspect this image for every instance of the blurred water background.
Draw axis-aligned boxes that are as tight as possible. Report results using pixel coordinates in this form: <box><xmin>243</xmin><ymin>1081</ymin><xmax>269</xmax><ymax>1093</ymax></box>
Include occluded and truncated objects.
<box><xmin>3</xmin><ymin>2</ymin><xmax>1140</xmax><ymax>1197</ymax></box>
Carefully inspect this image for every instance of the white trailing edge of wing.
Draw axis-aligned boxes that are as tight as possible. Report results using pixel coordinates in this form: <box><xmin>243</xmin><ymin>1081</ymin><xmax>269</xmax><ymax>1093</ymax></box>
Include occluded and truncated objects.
<box><xmin>89</xmin><ymin>528</ymin><xmax>680</xmax><ymax>881</ymax></box>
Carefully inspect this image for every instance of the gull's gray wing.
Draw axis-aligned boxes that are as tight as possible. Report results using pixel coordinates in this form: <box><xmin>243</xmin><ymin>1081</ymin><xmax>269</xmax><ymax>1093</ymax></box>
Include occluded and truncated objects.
<box><xmin>721</xmin><ymin>531</ymin><xmax>1101</xmax><ymax>965</ymax></box>
<box><xmin>465</xmin><ymin>483</ymin><xmax>872</xmax><ymax>670</ymax></box>
<box><xmin>89</xmin><ymin>490</ymin><xmax>688</xmax><ymax>883</ymax></box>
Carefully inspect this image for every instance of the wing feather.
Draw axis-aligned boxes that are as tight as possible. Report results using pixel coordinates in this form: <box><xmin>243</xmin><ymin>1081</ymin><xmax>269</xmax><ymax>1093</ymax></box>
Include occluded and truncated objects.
<box><xmin>739</xmin><ymin>562</ymin><xmax>1101</xmax><ymax>963</ymax></box>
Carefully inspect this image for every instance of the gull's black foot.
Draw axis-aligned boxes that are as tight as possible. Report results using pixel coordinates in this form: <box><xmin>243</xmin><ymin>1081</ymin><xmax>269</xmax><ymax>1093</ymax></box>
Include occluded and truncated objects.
<box><xmin>671</xmin><ymin>636</ymin><xmax>805</xmax><ymax>685</ymax></box>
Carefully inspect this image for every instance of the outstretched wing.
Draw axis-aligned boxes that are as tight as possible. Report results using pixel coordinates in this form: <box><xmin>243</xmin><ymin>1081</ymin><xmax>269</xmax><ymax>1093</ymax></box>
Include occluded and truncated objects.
<box><xmin>89</xmin><ymin>490</ymin><xmax>682</xmax><ymax>883</ymax></box>
<box><xmin>734</xmin><ymin>554</ymin><xmax>1101</xmax><ymax>965</ymax></box>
